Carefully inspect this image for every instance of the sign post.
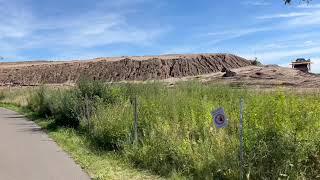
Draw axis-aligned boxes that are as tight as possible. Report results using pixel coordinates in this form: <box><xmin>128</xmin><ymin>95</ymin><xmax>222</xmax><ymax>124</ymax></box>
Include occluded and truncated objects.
<box><xmin>133</xmin><ymin>96</ymin><xmax>138</xmax><ymax>143</ymax></box>
<box><xmin>239</xmin><ymin>98</ymin><xmax>244</xmax><ymax>180</ymax></box>
<box><xmin>211</xmin><ymin>108</ymin><xmax>228</xmax><ymax>129</ymax></box>
<box><xmin>211</xmin><ymin>100</ymin><xmax>244</xmax><ymax>179</ymax></box>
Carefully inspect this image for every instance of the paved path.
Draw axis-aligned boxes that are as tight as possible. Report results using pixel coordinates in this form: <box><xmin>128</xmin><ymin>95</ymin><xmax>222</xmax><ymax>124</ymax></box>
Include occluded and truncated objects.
<box><xmin>0</xmin><ymin>108</ymin><xmax>90</xmax><ymax>180</ymax></box>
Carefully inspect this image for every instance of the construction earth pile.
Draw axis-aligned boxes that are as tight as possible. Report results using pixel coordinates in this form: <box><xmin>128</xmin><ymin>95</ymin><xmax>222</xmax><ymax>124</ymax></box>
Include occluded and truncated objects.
<box><xmin>0</xmin><ymin>54</ymin><xmax>253</xmax><ymax>86</ymax></box>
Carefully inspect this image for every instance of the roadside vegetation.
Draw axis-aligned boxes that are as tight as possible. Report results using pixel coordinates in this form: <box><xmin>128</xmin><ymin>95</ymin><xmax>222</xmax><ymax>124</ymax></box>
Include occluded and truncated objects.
<box><xmin>0</xmin><ymin>81</ymin><xmax>319</xmax><ymax>179</ymax></box>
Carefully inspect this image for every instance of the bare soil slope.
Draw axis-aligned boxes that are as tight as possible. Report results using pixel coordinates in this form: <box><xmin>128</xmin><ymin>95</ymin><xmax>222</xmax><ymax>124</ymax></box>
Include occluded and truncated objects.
<box><xmin>171</xmin><ymin>65</ymin><xmax>320</xmax><ymax>89</ymax></box>
<box><xmin>0</xmin><ymin>54</ymin><xmax>253</xmax><ymax>86</ymax></box>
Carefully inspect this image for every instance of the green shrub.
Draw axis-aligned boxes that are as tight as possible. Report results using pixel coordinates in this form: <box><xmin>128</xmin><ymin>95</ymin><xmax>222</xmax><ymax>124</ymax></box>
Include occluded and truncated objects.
<box><xmin>24</xmin><ymin>80</ymin><xmax>121</xmax><ymax>128</ymax></box>
<box><xmin>51</xmin><ymin>90</ymin><xmax>82</xmax><ymax>128</ymax></box>
<box><xmin>251</xmin><ymin>59</ymin><xmax>262</xmax><ymax>66</ymax></box>
<box><xmin>90</xmin><ymin>102</ymin><xmax>132</xmax><ymax>150</ymax></box>
<box><xmin>76</xmin><ymin>79</ymin><xmax>117</xmax><ymax>104</ymax></box>
<box><xmin>26</xmin><ymin>87</ymin><xmax>53</xmax><ymax>117</ymax></box>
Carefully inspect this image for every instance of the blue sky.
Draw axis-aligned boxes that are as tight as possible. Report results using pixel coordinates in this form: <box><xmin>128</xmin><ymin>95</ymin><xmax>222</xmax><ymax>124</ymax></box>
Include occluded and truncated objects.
<box><xmin>1</xmin><ymin>0</ymin><xmax>320</xmax><ymax>72</ymax></box>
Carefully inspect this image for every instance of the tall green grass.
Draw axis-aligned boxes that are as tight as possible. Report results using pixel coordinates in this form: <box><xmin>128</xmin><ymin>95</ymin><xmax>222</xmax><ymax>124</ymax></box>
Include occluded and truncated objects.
<box><xmin>1</xmin><ymin>81</ymin><xmax>319</xmax><ymax>179</ymax></box>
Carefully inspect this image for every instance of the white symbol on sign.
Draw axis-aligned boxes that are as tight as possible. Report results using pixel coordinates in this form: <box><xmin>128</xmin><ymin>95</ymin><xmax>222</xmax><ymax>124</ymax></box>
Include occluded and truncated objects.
<box><xmin>211</xmin><ymin>108</ymin><xmax>228</xmax><ymax>128</ymax></box>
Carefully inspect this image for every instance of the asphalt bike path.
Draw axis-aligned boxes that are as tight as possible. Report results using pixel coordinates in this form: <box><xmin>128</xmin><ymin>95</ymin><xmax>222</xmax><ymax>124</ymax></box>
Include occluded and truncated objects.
<box><xmin>0</xmin><ymin>108</ymin><xmax>90</xmax><ymax>180</ymax></box>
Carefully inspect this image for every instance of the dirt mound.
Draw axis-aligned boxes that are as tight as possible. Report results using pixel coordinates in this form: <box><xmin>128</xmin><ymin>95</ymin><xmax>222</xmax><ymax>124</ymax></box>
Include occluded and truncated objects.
<box><xmin>0</xmin><ymin>54</ymin><xmax>253</xmax><ymax>86</ymax></box>
<box><xmin>184</xmin><ymin>65</ymin><xmax>320</xmax><ymax>89</ymax></box>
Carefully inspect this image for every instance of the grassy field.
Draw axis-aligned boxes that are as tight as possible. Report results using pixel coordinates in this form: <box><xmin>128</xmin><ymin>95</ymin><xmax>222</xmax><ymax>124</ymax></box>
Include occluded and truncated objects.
<box><xmin>0</xmin><ymin>81</ymin><xmax>319</xmax><ymax>179</ymax></box>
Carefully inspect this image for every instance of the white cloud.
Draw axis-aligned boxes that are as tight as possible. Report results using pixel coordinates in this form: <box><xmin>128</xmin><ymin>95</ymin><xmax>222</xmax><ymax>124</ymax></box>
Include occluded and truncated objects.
<box><xmin>303</xmin><ymin>40</ymin><xmax>316</xmax><ymax>46</ymax></box>
<box><xmin>100</xmin><ymin>0</ymin><xmax>153</xmax><ymax>8</ymax></box>
<box><xmin>33</xmin><ymin>12</ymin><xmax>167</xmax><ymax>48</ymax></box>
<box><xmin>0</xmin><ymin>0</ymin><xmax>167</xmax><ymax>59</ymax></box>
<box><xmin>255</xmin><ymin>39</ymin><xmax>319</xmax><ymax>52</ymax></box>
<box><xmin>262</xmin><ymin>47</ymin><xmax>319</xmax><ymax>60</ymax></box>
<box><xmin>0</xmin><ymin>1</ymin><xmax>34</xmax><ymax>39</ymax></box>
<box><xmin>162</xmin><ymin>46</ymin><xmax>196</xmax><ymax>55</ymax></box>
<box><xmin>286</xmin><ymin>10</ymin><xmax>320</xmax><ymax>26</ymax></box>
<box><xmin>260</xmin><ymin>7</ymin><xmax>320</xmax><ymax>27</ymax></box>
<box><xmin>207</xmin><ymin>27</ymin><xmax>269</xmax><ymax>37</ymax></box>
<box><xmin>255</xmin><ymin>3</ymin><xmax>320</xmax><ymax>27</ymax></box>
<box><xmin>205</xmin><ymin>9</ymin><xmax>318</xmax><ymax>45</ymax></box>
<box><xmin>257</xmin><ymin>12</ymin><xmax>313</xmax><ymax>19</ymax></box>
<box><xmin>310</xmin><ymin>57</ymin><xmax>320</xmax><ymax>73</ymax></box>
<box><xmin>206</xmin><ymin>27</ymin><xmax>271</xmax><ymax>44</ymax></box>
<box><xmin>242</xmin><ymin>0</ymin><xmax>270</xmax><ymax>6</ymax></box>
<box><xmin>297</xmin><ymin>3</ymin><xmax>320</xmax><ymax>9</ymax></box>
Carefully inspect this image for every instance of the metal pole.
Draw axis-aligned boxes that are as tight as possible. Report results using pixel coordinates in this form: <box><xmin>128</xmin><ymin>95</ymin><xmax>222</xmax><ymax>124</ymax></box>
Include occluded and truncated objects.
<box><xmin>85</xmin><ymin>94</ymin><xmax>90</xmax><ymax>131</ymax></box>
<box><xmin>133</xmin><ymin>96</ymin><xmax>138</xmax><ymax>143</ymax></box>
<box><xmin>239</xmin><ymin>98</ymin><xmax>244</xmax><ymax>180</ymax></box>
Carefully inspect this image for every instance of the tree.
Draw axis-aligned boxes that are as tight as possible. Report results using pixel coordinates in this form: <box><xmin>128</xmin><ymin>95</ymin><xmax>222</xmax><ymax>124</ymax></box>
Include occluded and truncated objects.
<box><xmin>284</xmin><ymin>0</ymin><xmax>311</xmax><ymax>4</ymax></box>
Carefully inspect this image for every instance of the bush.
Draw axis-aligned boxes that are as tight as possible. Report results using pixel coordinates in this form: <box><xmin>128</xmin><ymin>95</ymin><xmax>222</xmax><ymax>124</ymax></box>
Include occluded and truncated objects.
<box><xmin>90</xmin><ymin>102</ymin><xmax>132</xmax><ymax>150</ymax></box>
<box><xmin>251</xmin><ymin>59</ymin><xmax>262</xmax><ymax>66</ymax></box>
<box><xmin>25</xmin><ymin>80</ymin><xmax>120</xmax><ymax>128</ymax></box>
<box><xmin>26</xmin><ymin>87</ymin><xmax>53</xmax><ymax>117</ymax></box>
<box><xmin>76</xmin><ymin>78</ymin><xmax>117</xmax><ymax>104</ymax></box>
<box><xmin>51</xmin><ymin>90</ymin><xmax>82</xmax><ymax>127</ymax></box>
